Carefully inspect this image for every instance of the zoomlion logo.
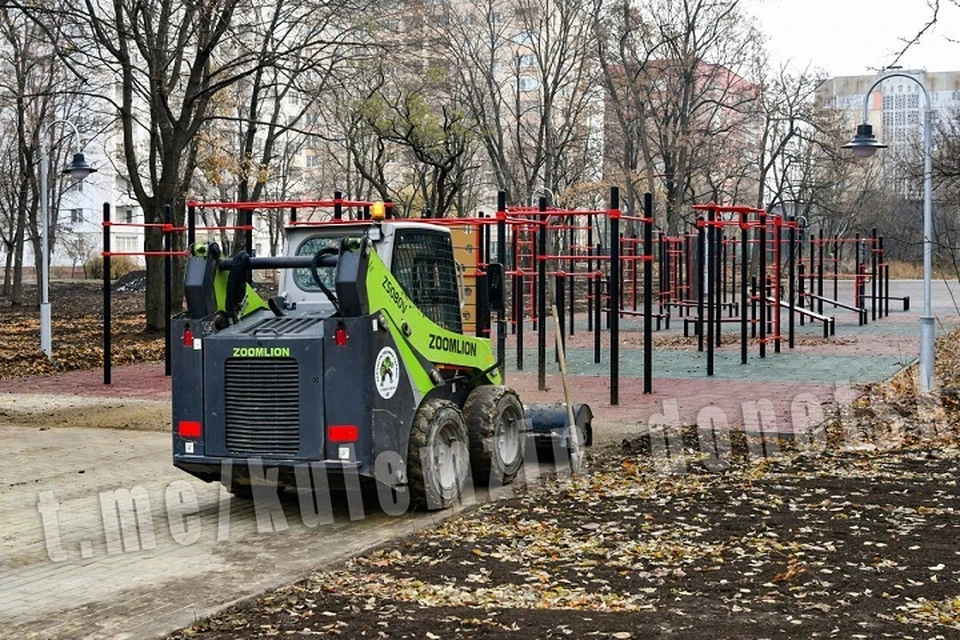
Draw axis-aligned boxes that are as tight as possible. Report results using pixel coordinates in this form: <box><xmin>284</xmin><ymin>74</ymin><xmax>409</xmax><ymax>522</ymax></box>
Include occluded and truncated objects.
<box><xmin>375</xmin><ymin>346</ymin><xmax>400</xmax><ymax>399</ymax></box>
<box><xmin>232</xmin><ymin>346</ymin><xmax>291</xmax><ymax>357</ymax></box>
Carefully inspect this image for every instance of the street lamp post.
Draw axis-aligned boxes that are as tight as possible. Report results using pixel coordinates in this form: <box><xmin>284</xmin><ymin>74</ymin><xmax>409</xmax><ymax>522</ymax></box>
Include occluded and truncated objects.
<box><xmin>843</xmin><ymin>72</ymin><xmax>935</xmax><ymax>393</ymax></box>
<box><xmin>39</xmin><ymin>120</ymin><xmax>97</xmax><ymax>358</ymax></box>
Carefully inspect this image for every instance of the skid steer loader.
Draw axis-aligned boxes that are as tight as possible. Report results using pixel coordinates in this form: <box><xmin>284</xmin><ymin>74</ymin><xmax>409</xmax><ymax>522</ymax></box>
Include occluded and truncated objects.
<box><xmin>171</xmin><ymin>202</ymin><xmax>591</xmax><ymax>510</ymax></box>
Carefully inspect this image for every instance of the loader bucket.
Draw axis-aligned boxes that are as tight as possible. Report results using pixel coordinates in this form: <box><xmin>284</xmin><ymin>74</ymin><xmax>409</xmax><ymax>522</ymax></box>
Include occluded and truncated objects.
<box><xmin>524</xmin><ymin>403</ymin><xmax>593</xmax><ymax>450</ymax></box>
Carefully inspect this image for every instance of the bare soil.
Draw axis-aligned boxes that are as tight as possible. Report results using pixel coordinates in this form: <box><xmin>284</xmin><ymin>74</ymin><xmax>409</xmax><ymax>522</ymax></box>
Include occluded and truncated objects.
<box><xmin>167</xmin><ymin>427</ymin><xmax>960</xmax><ymax>639</ymax></box>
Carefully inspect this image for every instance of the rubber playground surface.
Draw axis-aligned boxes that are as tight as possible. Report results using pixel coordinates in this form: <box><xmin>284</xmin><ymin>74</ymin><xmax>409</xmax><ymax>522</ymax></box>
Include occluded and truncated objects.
<box><xmin>504</xmin><ymin>279</ymin><xmax>958</xmax><ymax>438</ymax></box>
<box><xmin>1</xmin><ymin>279</ymin><xmax>955</xmax><ymax>442</ymax></box>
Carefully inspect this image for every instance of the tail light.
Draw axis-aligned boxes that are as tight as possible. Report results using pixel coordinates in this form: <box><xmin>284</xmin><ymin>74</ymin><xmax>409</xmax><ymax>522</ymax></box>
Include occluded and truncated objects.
<box><xmin>334</xmin><ymin>324</ymin><xmax>348</xmax><ymax>346</ymax></box>
<box><xmin>328</xmin><ymin>425</ymin><xmax>358</xmax><ymax>442</ymax></box>
<box><xmin>178</xmin><ymin>420</ymin><xmax>202</xmax><ymax>438</ymax></box>
<box><xmin>182</xmin><ymin>324</ymin><xmax>194</xmax><ymax>347</ymax></box>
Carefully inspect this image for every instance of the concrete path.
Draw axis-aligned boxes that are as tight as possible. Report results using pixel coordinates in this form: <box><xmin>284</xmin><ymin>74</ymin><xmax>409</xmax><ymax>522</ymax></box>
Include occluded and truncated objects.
<box><xmin>0</xmin><ymin>424</ymin><xmax>459</xmax><ymax>639</ymax></box>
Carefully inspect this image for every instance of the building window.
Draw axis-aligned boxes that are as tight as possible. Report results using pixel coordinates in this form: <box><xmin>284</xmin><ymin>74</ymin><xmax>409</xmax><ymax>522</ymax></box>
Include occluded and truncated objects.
<box><xmin>518</xmin><ymin>54</ymin><xmax>536</xmax><ymax>68</ymax></box>
<box><xmin>124</xmin><ymin>208</ymin><xmax>134</xmax><ymax>223</ymax></box>
<box><xmin>116</xmin><ymin>235</ymin><xmax>139</xmax><ymax>252</ymax></box>
<box><xmin>513</xmin><ymin>31</ymin><xmax>535</xmax><ymax>45</ymax></box>
<box><xmin>518</xmin><ymin>76</ymin><xmax>539</xmax><ymax>92</ymax></box>
<box><xmin>305</xmin><ymin>154</ymin><xmax>320</xmax><ymax>168</ymax></box>
<box><xmin>70</xmin><ymin>208</ymin><xmax>83</xmax><ymax>224</ymax></box>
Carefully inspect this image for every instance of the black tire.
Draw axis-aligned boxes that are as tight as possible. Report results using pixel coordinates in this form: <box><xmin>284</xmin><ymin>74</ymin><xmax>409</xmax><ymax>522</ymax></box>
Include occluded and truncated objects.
<box><xmin>463</xmin><ymin>386</ymin><xmax>526</xmax><ymax>485</ymax></box>
<box><xmin>407</xmin><ymin>398</ymin><xmax>470</xmax><ymax>510</ymax></box>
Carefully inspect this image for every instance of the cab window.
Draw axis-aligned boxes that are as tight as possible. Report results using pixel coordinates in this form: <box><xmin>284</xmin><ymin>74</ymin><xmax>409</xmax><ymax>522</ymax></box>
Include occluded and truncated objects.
<box><xmin>391</xmin><ymin>229</ymin><xmax>462</xmax><ymax>333</ymax></box>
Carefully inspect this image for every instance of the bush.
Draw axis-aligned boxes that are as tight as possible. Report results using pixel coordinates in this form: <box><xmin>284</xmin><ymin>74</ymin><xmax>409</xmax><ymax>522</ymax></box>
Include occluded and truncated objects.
<box><xmin>84</xmin><ymin>255</ymin><xmax>137</xmax><ymax>280</ymax></box>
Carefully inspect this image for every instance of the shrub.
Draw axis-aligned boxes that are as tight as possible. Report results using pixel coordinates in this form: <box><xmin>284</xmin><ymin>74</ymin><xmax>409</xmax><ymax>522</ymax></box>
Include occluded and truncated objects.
<box><xmin>84</xmin><ymin>255</ymin><xmax>137</xmax><ymax>280</ymax></box>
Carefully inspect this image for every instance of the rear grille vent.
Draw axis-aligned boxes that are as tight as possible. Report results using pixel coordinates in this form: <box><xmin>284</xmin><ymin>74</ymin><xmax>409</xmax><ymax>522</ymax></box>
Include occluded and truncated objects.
<box><xmin>242</xmin><ymin>317</ymin><xmax>323</xmax><ymax>335</ymax></box>
<box><xmin>224</xmin><ymin>358</ymin><xmax>300</xmax><ymax>455</ymax></box>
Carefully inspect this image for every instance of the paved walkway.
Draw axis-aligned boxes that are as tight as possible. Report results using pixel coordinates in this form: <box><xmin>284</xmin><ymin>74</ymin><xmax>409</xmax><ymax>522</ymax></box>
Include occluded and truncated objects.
<box><xmin>0</xmin><ymin>424</ymin><xmax>455</xmax><ymax>639</ymax></box>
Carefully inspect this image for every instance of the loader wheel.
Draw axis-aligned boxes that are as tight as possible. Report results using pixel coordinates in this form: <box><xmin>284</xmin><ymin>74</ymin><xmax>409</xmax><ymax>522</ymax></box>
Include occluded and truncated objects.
<box><xmin>408</xmin><ymin>398</ymin><xmax>470</xmax><ymax>510</ymax></box>
<box><xmin>464</xmin><ymin>386</ymin><xmax>526</xmax><ymax>485</ymax></box>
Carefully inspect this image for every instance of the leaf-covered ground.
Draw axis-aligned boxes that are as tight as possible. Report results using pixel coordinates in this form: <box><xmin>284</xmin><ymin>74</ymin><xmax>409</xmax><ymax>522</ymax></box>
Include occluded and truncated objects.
<box><xmin>168</xmin><ymin>347</ymin><xmax>960</xmax><ymax>639</ymax></box>
<box><xmin>0</xmin><ymin>281</ymin><xmax>163</xmax><ymax>379</ymax></box>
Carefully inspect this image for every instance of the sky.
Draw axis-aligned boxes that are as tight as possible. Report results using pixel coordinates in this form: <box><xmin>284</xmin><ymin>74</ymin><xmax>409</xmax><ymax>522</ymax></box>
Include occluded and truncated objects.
<box><xmin>746</xmin><ymin>0</ymin><xmax>960</xmax><ymax>76</ymax></box>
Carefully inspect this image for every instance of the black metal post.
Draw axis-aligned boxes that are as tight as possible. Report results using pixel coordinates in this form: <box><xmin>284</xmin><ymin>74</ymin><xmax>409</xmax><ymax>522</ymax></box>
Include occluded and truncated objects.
<box><xmin>719</xmin><ymin>233</ymin><xmax>726</xmax><ymax>307</ymax></box>
<box><xmin>587</xmin><ymin>221</ymin><xmax>594</xmax><ymax>332</ymax></box>
<box><xmin>496</xmin><ymin>193</ymin><xmax>507</xmax><ymax>380</ymax></box>
<box><xmin>833</xmin><ymin>233</ymin><xmax>840</xmax><ymax>305</ymax></box>
<box><xmin>696</xmin><ymin>217</ymin><xmax>705</xmax><ymax>349</ymax></box>
<box><xmin>537</xmin><ymin>197</ymin><xmax>548</xmax><ymax>391</ymax></box>
<box><xmin>569</xmin><ymin>223</ymin><xmax>575</xmax><ymax>336</ymax></box>
<box><xmin>245</xmin><ymin>208</ymin><xmax>253</xmax><ymax>256</ymax></box>
<box><xmin>706</xmin><ymin>208</ymin><xmax>716</xmax><ymax>376</ymax></box>
<box><xmin>808</xmin><ymin>233</ymin><xmax>815</xmax><ymax>312</ymax></box>
<box><xmin>555</xmin><ymin>273</ymin><xmax>565</xmax><ymax>362</ymax></box>
<box><xmin>164</xmin><ymin>204</ymin><xmax>172</xmax><ymax>377</ymax></box>
<box><xmin>740</xmin><ymin>211</ymin><xmax>748</xmax><ymax>365</ymax></box>
<box><xmin>103</xmin><ymin>203</ymin><xmax>112</xmax><ymax>385</ymax></box>
<box><xmin>609</xmin><ymin>186</ymin><xmax>620</xmax><ymax>406</ymax></box>
<box><xmin>716</xmin><ymin>219</ymin><xmax>723</xmax><ymax>345</ymax></box>
<box><xmin>798</xmin><ymin>263</ymin><xmax>805</xmax><ymax>326</ymax></box>
<box><xmin>855</xmin><ymin>232</ymin><xmax>862</xmax><ymax>326</ymax></box>
<box><xmin>188</xmin><ymin>205</ymin><xmax>196</xmax><ymax>246</ymax></box>
<box><xmin>657</xmin><ymin>232</ymin><xmax>663</xmax><ymax>315</ymax></box>
<box><xmin>759</xmin><ymin>211</ymin><xmax>767</xmax><ymax>359</ymax></box>
<box><xmin>871</xmin><ymin>227</ymin><xmax>878</xmax><ymax>322</ymax></box>
<box><xmin>593</xmin><ymin>269</ymin><xmax>602</xmax><ymax>364</ymax></box>
<box><xmin>334</xmin><ymin>190</ymin><xmax>343</xmax><ymax>220</ymax></box>
<box><xmin>643</xmin><ymin>192</ymin><xmax>653</xmax><ymax>394</ymax></box>
<box><xmin>788</xmin><ymin>216</ymin><xmax>796</xmax><ymax>349</ymax></box>
<box><xmin>817</xmin><ymin>228</ymin><xmax>824</xmax><ymax>315</ymax></box>
<box><xmin>730</xmin><ymin>240</ymin><xmax>737</xmax><ymax>314</ymax></box>
<box><xmin>477</xmin><ymin>212</ymin><xmax>489</xmax><ymax>339</ymax></box>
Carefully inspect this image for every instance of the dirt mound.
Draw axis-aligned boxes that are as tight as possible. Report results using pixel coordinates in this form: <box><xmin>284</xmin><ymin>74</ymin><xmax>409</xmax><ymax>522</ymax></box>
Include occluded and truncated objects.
<box><xmin>114</xmin><ymin>270</ymin><xmax>147</xmax><ymax>293</ymax></box>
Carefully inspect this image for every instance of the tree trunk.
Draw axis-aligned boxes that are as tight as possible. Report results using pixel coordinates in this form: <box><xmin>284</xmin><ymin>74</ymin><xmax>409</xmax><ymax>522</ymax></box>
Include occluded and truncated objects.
<box><xmin>2</xmin><ymin>245</ymin><xmax>12</xmax><ymax>295</ymax></box>
<box><xmin>11</xmin><ymin>214</ymin><xmax>24</xmax><ymax>305</ymax></box>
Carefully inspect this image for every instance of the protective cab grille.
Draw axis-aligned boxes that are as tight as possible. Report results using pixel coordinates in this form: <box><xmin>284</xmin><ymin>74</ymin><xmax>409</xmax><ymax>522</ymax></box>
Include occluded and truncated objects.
<box><xmin>391</xmin><ymin>228</ymin><xmax>463</xmax><ymax>333</ymax></box>
<box><xmin>224</xmin><ymin>357</ymin><xmax>300</xmax><ymax>455</ymax></box>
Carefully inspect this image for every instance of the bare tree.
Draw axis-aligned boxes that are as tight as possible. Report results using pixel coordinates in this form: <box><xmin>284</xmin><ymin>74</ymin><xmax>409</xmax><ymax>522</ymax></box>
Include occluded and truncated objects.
<box><xmin>597</xmin><ymin>0</ymin><xmax>762</xmax><ymax>232</ymax></box>
<box><xmin>0</xmin><ymin>6</ymin><xmax>88</xmax><ymax>304</ymax></box>
<box><xmin>439</xmin><ymin>0</ymin><xmax>602</xmax><ymax>205</ymax></box>
<box><xmin>38</xmin><ymin>0</ymin><xmax>366</xmax><ymax>328</ymax></box>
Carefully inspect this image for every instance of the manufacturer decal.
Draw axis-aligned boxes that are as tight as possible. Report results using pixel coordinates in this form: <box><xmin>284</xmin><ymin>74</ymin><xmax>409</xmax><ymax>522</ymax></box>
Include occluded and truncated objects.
<box><xmin>375</xmin><ymin>346</ymin><xmax>400</xmax><ymax>399</ymax></box>
<box><xmin>428</xmin><ymin>333</ymin><xmax>478</xmax><ymax>357</ymax></box>
<box><xmin>381</xmin><ymin>275</ymin><xmax>410</xmax><ymax>314</ymax></box>
<box><xmin>232</xmin><ymin>346</ymin><xmax>291</xmax><ymax>357</ymax></box>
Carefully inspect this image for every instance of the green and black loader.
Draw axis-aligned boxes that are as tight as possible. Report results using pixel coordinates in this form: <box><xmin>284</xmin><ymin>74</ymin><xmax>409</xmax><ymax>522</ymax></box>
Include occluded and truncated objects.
<box><xmin>171</xmin><ymin>203</ymin><xmax>591</xmax><ymax>509</ymax></box>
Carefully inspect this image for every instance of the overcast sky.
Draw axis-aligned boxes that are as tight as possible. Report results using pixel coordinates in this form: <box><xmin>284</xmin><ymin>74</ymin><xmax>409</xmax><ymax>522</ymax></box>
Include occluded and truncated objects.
<box><xmin>747</xmin><ymin>0</ymin><xmax>960</xmax><ymax>76</ymax></box>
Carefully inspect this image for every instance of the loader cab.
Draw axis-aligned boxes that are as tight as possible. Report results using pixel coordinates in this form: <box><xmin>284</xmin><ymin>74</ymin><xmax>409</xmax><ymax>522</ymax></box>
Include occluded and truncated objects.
<box><xmin>279</xmin><ymin>221</ymin><xmax>463</xmax><ymax>333</ymax></box>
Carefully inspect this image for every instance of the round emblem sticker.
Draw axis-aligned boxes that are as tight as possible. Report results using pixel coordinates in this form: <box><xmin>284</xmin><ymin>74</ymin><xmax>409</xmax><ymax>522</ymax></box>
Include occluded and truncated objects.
<box><xmin>375</xmin><ymin>346</ymin><xmax>400</xmax><ymax>399</ymax></box>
